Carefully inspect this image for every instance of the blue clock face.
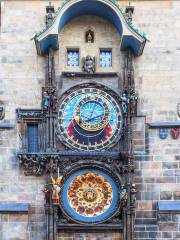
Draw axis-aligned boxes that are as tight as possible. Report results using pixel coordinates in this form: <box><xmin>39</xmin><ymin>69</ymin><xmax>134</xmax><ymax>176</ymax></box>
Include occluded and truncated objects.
<box><xmin>80</xmin><ymin>101</ymin><xmax>105</xmax><ymax>125</ymax></box>
<box><xmin>58</xmin><ymin>87</ymin><xmax>123</xmax><ymax>150</ymax></box>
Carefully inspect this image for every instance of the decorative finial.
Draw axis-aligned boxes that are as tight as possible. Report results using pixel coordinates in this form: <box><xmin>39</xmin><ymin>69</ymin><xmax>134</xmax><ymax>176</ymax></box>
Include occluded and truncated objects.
<box><xmin>46</xmin><ymin>2</ymin><xmax>55</xmax><ymax>25</ymax></box>
<box><xmin>125</xmin><ymin>2</ymin><xmax>134</xmax><ymax>21</ymax></box>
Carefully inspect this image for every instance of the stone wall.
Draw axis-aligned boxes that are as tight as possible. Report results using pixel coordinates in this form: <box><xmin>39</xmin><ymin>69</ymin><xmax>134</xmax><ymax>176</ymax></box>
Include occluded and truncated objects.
<box><xmin>0</xmin><ymin>1</ymin><xmax>49</xmax><ymax>239</ymax></box>
<box><xmin>132</xmin><ymin>1</ymin><xmax>180</xmax><ymax>239</ymax></box>
<box><xmin>57</xmin><ymin>230</ymin><xmax>122</xmax><ymax>240</ymax></box>
<box><xmin>0</xmin><ymin>0</ymin><xmax>180</xmax><ymax>240</ymax></box>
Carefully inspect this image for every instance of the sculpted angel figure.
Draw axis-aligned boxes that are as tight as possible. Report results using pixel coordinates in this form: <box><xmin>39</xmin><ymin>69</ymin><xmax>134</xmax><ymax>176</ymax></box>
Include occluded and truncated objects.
<box><xmin>82</xmin><ymin>56</ymin><xmax>95</xmax><ymax>74</ymax></box>
<box><xmin>51</xmin><ymin>176</ymin><xmax>63</xmax><ymax>204</ymax></box>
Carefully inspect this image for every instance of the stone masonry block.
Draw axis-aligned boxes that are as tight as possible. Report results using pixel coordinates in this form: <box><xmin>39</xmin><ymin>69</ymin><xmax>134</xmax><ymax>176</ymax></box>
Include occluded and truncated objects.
<box><xmin>160</xmin><ymin>191</ymin><xmax>172</xmax><ymax>200</ymax></box>
<box><xmin>162</xmin><ymin>162</ymin><xmax>178</xmax><ymax>169</ymax></box>
<box><xmin>159</xmin><ymin>223</ymin><xmax>178</xmax><ymax>232</ymax></box>
<box><xmin>173</xmin><ymin>191</ymin><xmax>180</xmax><ymax>200</ymax></box>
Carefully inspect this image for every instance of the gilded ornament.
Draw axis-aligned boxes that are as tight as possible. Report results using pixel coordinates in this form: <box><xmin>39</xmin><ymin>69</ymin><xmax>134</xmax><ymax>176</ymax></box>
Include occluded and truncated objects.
<box><xmin>67</xmin><ymin>173</ymin><xmax>113</xmax><ymax>217</ymax></box>
<box><xmin>51</xmin><ymin>176</ymin><xmax>63</xmax><ymax>204</ymax></box>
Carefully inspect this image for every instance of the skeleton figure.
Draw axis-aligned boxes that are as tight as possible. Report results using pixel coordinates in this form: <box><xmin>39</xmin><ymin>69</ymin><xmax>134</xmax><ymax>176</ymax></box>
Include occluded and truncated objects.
<box><xmin>82</xmin><ymin>56</ymin><xmax>95</xmax><ymax>74</ymax></box>
<box><xmin>51</xmin><ymin>176</ymin><xmax>63</xmax><ymax>204</ymax></box>
<box><xmin>121</xmin><ymin>93</ymin><xmax>129</xmax><ymax>114</ymax></box>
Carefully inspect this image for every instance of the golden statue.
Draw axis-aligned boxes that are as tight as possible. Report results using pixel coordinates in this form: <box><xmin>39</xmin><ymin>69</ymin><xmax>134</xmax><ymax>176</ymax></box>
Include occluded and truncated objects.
<box><xmin>87</xmin><ymin>32</ymin><xmax>93</xmax><ymax>43</ymax></box>
<box><xmin>51</xmin><ymin>176</ymin><xmax>63</xmax><ymax>204</ymax></box>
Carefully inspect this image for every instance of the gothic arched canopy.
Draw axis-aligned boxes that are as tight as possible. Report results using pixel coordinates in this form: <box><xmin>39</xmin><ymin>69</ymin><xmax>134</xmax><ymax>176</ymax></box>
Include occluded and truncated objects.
<box><xmin>33</xmin><ymin>0</ymin><xmax>147</xmax><ymax>56</ymax></box>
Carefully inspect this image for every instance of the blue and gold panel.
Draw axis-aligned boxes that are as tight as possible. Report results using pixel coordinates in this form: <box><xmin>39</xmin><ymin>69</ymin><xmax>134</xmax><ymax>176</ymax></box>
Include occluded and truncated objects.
<box><xmin>62</xmin><ymin>169</ymin><xmax>118</xmax><ymax>223</ymax></box>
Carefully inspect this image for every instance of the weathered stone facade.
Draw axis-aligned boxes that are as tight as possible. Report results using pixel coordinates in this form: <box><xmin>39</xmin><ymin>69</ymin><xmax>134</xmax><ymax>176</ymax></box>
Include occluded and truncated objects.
<box><xmin>0</xmin><ymin>1</ymin><xmax>180</xmax><ymax>240</ymax></box>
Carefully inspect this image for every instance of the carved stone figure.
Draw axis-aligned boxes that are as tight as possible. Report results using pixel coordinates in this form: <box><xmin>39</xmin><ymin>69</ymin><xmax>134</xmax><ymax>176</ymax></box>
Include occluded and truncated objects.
<box><xmin>46</xmin><ymin>3</ymin><xmax>55</xmax><ymax>25</ymax></box>
<box><xmin>130</xmin><ymin>184</ymin><xmax>137</xmax><ymax>207</ymax></box>
<box><xmin>85</xmin><ymin>30</ymin><xmax>94</xmax><ymax>43</ymax></box>
<box><xmin>129</xmin><ymin>90</ymin><xmax>138</xmax><ymax>115</ymax></box>
<box><xmin>51</xmin><ymin>176</ymin><xmax>63</xmax><ymax>204</ymax></box>
<box><xmin>0</xmin><ymin>101</ymin><xmax>5</xmax><ymax>120</ymax></box>
<box><xmin>119</xmin><ymin>184</ymin><xmax>127</xmax><ymax>204</ymax></box>
<box><xmin>42</xmin><ymin>184</ymin><xmax>51</xmax><ymax>204</ymax></box>
<box><xmin>82</xmin><ymin>56</ymin><xmax>95</xmax><ymax>74</ymax></box>
<box><xmin>177</xmin><ymin>102</ymin><xmax>180</xmax><ymax>118</ymax></box>
<box><xmin>43</xmin><ymin>91</ymin><xmax>50</xmax><ymax>110</ymax></box>
<box><xmin>121</xmin><ymin>93</ymin><xmax>129</xmax><ymax>114</ymax></box>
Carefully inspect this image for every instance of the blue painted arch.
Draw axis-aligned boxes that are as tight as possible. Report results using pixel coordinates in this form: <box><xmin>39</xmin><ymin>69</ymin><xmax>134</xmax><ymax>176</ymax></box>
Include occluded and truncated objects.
<box><xmin>35</xmin><ymin>0</ymin><xmax>147</xmax><ymax>56</ymax></box>
<box><xmin>58</xmin><ymin>0</ymin><xmax>123</xmax><ymax>35</ymax></box>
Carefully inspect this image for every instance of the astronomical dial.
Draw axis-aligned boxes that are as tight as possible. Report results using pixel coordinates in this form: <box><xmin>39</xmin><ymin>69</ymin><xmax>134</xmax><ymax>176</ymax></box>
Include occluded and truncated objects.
<box><xmin>75</xmin><ymin>95</ymin><xmax>110</xmax><ymax>132</ymax></box>
<box><xmin>57</xmin><ymin>87</ymin><xmax>123</xmax><ymax>151</ymax></box>
<box><xmin>61</xmin><ymin>169</ymin><xmax>119</xmax><ymax>223</ymax></box>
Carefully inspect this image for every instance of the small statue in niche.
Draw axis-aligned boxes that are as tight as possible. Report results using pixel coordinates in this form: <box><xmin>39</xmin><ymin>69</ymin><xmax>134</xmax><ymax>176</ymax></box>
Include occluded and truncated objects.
<box><xmin>177</xmin><ymin>102</ymin><xmax>180</xmax><ymax>118</ymax></box>
<box><xmin>51</xmin><ymin>176</ymin><xmax>63</xmax><ymax>205</ymax></box>
<box><xmin>0</xmin><ymin>101</ymin><xmax>5</xmax><ymax>120</ymax></box>
<box><xmin>119</xmin><ymin>184</ymin><xmax>127</xmax><ymax>205</ymax></box>
<box><xmin>130</xmin><ymin>184</ymin><xmax>137</xmax><ymax>207</ymax></box>
<box><xmin>42</xmin><ymin>91</ymin><xmax>50</xmax><ymax>111</ymax></box>
<box><xmin>85</xmin><ymin>30</ymin><xmax>94</xmax><ymax>43</ymax></box>
<box><xmin>129</xmin><ymin>90</ymin><xmax>138</xmax><ymax>115</ymax></box>
<box><xmin>42</xmin><ymin>184</ymin><xmax>51</xmax><ymax>204</ymax></box>
<box><xmin>46</xmin><ymin>2</ymin><xmax>55</xmax><ymax>26</ymax></box>
<box><xmin>82</xmin><ymin>56</ymin><xmax>95</xmax><ymax>74</ymax></box>
<box><xmin>121</xmin><ymin>92</ymin><xmax>129</xmax><ymax>114</ymax></box>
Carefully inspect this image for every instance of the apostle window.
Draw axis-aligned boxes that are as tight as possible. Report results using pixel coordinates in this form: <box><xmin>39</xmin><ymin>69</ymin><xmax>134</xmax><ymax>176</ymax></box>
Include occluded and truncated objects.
<box><xmin>99</xmin><ymin>49</ymin><xmax>112</xmax><ymax>67</ymax></box>
<box><xmin>67</xmin><ymin>49</ymin><xmax>79</xmax><ymax>66</ymax></box>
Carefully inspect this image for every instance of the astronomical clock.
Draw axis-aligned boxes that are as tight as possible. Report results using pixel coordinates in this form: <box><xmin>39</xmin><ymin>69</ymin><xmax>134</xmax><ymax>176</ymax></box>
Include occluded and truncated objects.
<box><xmin>54</xmin><ymin>83</ymin><xmax>126</xmax><ymax>227</ymax></box>
<box><xmin>57</xmin><ymin>86</ymin><xmax>123</xmax><ymax>151</ymax></box>
<box><xmin>16</xmin><ymin>2</ymin><xmax>144</xmax><ymax>239</ymax></box>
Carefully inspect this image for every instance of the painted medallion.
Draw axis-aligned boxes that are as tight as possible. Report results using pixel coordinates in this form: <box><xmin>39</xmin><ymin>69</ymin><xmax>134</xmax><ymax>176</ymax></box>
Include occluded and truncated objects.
<box><xmin>62</xmin><ymin>169</ymin><xmax>118</xmax><ymax>223</ymax></box>
<box><xmin>58</xmin><ymin>87</ymin><xmax>123</xmax><ymax>150</ymax></box>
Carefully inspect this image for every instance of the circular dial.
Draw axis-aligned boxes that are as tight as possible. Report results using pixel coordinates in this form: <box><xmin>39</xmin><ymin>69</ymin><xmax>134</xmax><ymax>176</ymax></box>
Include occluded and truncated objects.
<box><xmin>58</xmin><ymin>87</ymin><xmax>123</xmax><ymax>150</ymax></box>
<box><xmin>61</xmin><ymin>169</ymin><xmax>118</xmax><ymax>223</ymax></box>
<box><xmin>75</xmin><ymin>96</ymin><xmax>110</xmax><ymax>132</ymax></box>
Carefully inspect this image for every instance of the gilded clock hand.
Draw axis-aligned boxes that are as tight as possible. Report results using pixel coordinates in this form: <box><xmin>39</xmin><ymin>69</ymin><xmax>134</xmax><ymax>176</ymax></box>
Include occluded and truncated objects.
<box><xmin>90</xmin><ymin>103</ymin><xmax>96</xmax><ymax>118</ymax></box>
<box><xmin>86</xmin><ymin>114</ymin><xmax>104</xmax><ymax>122</ymax></box>
<box><xmin>80</xmin><ymin>114</ymin><xmax>91</xmax><ymax>120</ymax></box>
